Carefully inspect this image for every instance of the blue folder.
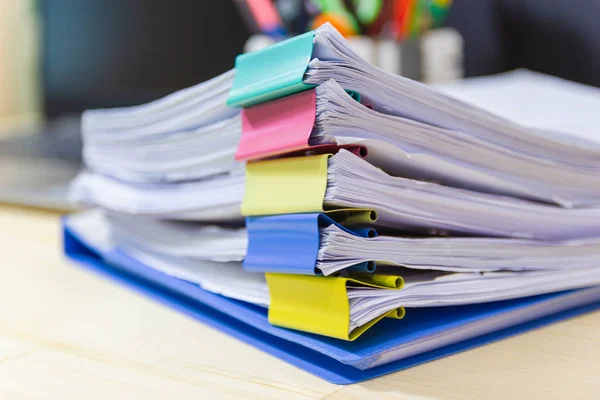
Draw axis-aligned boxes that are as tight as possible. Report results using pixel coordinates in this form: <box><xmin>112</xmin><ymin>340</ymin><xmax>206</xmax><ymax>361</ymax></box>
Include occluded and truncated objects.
<box><xmin>63</xmin><ymin>219</ymin><xmax>600</xmax><ymax>384</ymax></box>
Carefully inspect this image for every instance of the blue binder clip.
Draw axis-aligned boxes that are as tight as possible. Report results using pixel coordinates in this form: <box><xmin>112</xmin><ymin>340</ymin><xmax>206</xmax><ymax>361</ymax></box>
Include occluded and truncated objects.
<box><xmin>244</xmin><ymin>213</ymin><xmax>377</xmax><ymax>275</ymax></box>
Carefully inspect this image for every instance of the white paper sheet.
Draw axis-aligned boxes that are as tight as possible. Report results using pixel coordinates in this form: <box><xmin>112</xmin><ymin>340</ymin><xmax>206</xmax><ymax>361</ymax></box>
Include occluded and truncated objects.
<box><xmin>437</xmin><ymin>69</ymin><xmax>600</xmax><ymax>145</ymax></box>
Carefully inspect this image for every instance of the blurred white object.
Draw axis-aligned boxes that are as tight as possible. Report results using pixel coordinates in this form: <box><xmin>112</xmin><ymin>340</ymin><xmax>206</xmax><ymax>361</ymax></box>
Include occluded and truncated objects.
<box><xmin>244</xmin><ymin>34</ymin><xmax>276</xmax><ymax>53</ymax></box>
<box><xmin>375</xmin><ymin>39</ymin><xmax>401</xmax><ymax>75</ymax></box>
<box><xmin>421</xmin><ymin>27</ymin><xmax>464</xmax><ymax>84</ymax></box>
<box><xmin>0</xmin><ymin>0</ymin><xmax>41</xmax><ymax>133</ymax></box>
<box><xmin>346</xmin><ymin>36</ymin><xmax>377</xmax><ymax>65</ymax></box>
<box><xmin>437</xmin><ymin>69</ymin><xmax>600</xmax><ymax>144</ymax></box>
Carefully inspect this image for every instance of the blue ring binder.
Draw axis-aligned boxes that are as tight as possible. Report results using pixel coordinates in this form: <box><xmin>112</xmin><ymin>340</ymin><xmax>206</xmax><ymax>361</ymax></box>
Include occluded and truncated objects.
<box><xmin>63</xmin><ymin>218</ymin><xmax>600</xmax><ymax>384</ymax></box>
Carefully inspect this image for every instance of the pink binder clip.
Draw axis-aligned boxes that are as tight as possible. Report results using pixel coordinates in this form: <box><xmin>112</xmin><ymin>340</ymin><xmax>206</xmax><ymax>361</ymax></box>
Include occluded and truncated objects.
<box><xmin>236</xmin><ymin>89</ymin><xmax>367</xmax><ymax>161</ymax></box>
<box><xmin>236</xmin><ymin>89</ymin><xmax>317</xmax><ymax>161</ymax></box>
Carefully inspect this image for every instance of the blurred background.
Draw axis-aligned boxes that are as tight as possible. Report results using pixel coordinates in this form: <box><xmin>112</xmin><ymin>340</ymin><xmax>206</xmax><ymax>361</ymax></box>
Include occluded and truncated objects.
<box><xmin>1</xmin><ymin>0</ymin><xmax>599</xmax><ymax>134</ymax></box>
<box><xmin>0</xmin><ymin>0</ymin><xmax>599</xmax><ymax>209</ymax></box>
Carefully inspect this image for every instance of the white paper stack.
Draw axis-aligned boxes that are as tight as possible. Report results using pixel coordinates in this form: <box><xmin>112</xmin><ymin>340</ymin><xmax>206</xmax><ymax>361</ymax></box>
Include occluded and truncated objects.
<box><xmin>72</xmin><ymin>148</ymin><xmax>600</xmax><ymax>238</ymax></box>
<box><xmin>101</xmin><ymin>209</ymin><xmax>600</xmax><ymax>275</ymax></box>
<box><xmin>67</xmin><ymin>209</ymin><xmax>600</xmax><ymax>335</ymax></box>
<box><xmin>67</xmin><ymin>23</ymin><xmax>600</xmax><ymax>336</ymax></box>
<box><xmin>82</xmin><ymin>69</ymin><xmax>241</xmax><ymax>183</ymax></box>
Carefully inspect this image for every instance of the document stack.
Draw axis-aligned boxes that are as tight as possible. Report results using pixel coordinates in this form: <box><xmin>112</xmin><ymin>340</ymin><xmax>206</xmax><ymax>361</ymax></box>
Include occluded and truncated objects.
<box><xmin>64</xmin><ymin>24</ymin><xmax>600</xmax><ymax>384</ymax></box>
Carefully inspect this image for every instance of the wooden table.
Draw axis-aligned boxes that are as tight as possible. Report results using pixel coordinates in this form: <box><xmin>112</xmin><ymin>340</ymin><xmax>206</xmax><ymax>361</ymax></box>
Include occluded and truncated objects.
<box><xmin>1</xmin><ymin>204</ymin><xmax>599</xmax><ymax>399</ymax></box>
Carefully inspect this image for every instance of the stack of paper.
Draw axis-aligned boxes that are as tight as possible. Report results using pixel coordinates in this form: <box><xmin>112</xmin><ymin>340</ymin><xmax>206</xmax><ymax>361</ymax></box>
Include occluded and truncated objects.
<box><xmin>83</xmin><ymin>70</ymin><xmax>240</xmax><ymax>182</ymax></box>
<box><xmin>64</xmin><ymin>24</ymin><xmax>600</xmax><ymax>383</ymax></box>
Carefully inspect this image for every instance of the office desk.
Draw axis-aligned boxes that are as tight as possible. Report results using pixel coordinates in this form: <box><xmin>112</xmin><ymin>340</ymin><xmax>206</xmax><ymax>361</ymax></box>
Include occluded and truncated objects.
<box><xmin>0</xmin><ymin>205</ymin><xmax>599</xmax><ymax>399</ymax></box>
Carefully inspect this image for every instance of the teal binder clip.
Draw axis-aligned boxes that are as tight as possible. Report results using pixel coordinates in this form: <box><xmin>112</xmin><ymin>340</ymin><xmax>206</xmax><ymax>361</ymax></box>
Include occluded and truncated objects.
<box><xmin>227</xmin><ymin>31</ymin><xmax>317</xmax><ymax>108</ymax></box>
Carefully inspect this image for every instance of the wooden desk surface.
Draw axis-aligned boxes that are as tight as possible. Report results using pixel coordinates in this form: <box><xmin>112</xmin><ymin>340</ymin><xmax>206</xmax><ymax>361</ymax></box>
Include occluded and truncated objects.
<box><xmin>0</xmin><ymin>205</ymin><xmax>599</xmax><ymax>399</ymax></box>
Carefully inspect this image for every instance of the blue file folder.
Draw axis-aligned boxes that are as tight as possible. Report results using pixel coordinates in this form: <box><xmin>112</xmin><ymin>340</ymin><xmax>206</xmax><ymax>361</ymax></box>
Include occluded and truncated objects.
<box><xmin>64</xmin><ymin>219</ymin><xmax>600</xmax><ymax>384</ymax></box>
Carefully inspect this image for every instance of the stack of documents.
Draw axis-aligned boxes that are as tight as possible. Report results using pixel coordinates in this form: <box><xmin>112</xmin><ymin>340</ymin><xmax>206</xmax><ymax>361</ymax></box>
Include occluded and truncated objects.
<box><xmin>65</xmin><ymin>24</ymin><xmax>600</xmax><ymax>383</ymax></box>
<box><xmin>81</xmin><ymin>69</ymin><xmax>240</xmax><ymax>183</ymax></box>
